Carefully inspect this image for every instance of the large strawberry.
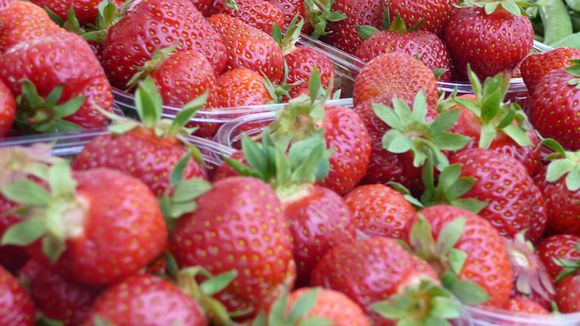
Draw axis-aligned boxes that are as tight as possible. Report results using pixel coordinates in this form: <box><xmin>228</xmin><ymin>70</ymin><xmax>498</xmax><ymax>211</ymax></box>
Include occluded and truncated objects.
<box><xmin>0</xmin><ymin>78</ymin><xmax>15</xmax><ymax>137</ymax></box>
<box><xmin>210</xmin><ymin>0</ymin><xmax>286</xmax><ymax>33</ymax></box>
<box><xmin>207</xmin><ymin>13</ymin><xmax>285</xmax><ymax>83</ymax></box>
<box><xmin>72</xmin><ymin>78</ymin><xmax>208</xmax><ymax>197</ymax></box>
<box><xmin>443</xmin><ymin>2</ymin><xmax>533</xmax><ymax>80</ymax></box>
<box><xmin>450</xmin><ymin>148</ymin><xmax>548</xmax><ymax>242</ymax></box>
<box><xmin>385</xmin><ymin>0</ymin><xmax>457</xmax><ymax>34</ymax></box>
<box><xmin>0</xmin><ymin>265</ymin><xmax>35</xmax><ymax>326</ymax></box>
<box><xmin>537</xmin><ymin>234</ymin><xmax>580</xmax><ymax>282</ymax></box>
<box><xmin>0</xmin><ymin>32</ymin><xmax>114</xmax><ymax>131</ymax></box>
<box><xmin>529</xmin><ymin>60</ymin><xmax>580</xmax><ymax>151</ymax></box>
<box><xmin>521</xmin><ymin>47</ymin><xmax>580</xmax><ymax>94</ymax></box>
<box><xmin>101</xmin><ymin>0</ymin><xmax>227</xmax><ymax>88</ymax></box>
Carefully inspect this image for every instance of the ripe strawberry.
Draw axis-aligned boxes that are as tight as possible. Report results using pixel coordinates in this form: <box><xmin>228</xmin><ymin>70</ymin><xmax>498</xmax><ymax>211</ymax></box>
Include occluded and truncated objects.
<box><xmin>0</xmin><ymin>32</ymin><xmax>114</xmax><ymax>131</ymax></box>
<box><xmin>0</xmin><ymin>214</ymin><xmax>28</xmax><ymax>273</ymax></box>
<box><xmin>0</xmin><ymin>265</ymin><xmax>35</xmax><ymax>326</ymax></box>
<box><xmin>443</xmin><ymin>4</ymin><xmax>533</xmax><ymax>80</ymax></box>
<box><xmin>21</xmin><ymin>259</ymin><xmax>102</xmax><ymax>326</ymax></box>
<box><xmin>210</xmin><ymin>68</ymin><xmax>275</xmax><ymax>108</ymax></box>
<box><xmin>344</xmin><ymin>184</ymin><xmax>417</xmax><ymax>239</ymax></box>
<box><xmin>321</xmin><ymin>0</ymin><xmax>386</xmax><ymax>54</ymax></box>
<box><xmin>521</xmin><ymin>47</ymin><xmax>580</xmax><ymax>94</ymax></box>
<box><xmin>30</xmin><ymin>0</ymin><xmax>124</xmax><ymax>26</ymax></box>
<box><xmin>504</xmin><ymin>297</ymin><xmax>550</xmax><ymax>315</ymax></box>
<box><xmin>208</xmin><ymin>13</ymin><xmax>285</xmax><ymax>83</ymax></box>
<box><xmin>170</xmin><ymin>176</ymin><xmax>295</xmax><ymax>316</ymax></box>
<box><xmin>268</xmin><ymin>0</ymin><xmax>345</xmax><ymax>35</ymax></box>
<box><xmin>353</xmin><ymin>52</ymin><xmax>439</xmax><ymax>106</ymax></box>
<box><xmin>555</xmin><ymin>274</ymin><xmax>580</xmax><ymax>313</ymax></box>
<box><xmin>191</xmin><ymin>0</ymin><xmax>214</xmax><ymax>15</ymax></box>
<box><xmin>529</xmin><ymin>61</ymin><xmax>580</xmax><ymax>151</ymax></box>
<box><xmin>450</xmin><ymin>148</ymin><xmax>548</xmax><ymax>242</ymax></box>
<box><xmin>210</xmin><ymin>0</ymin><xmax>286</xmax><ymax>33</ymax></box>
<box><xmin>72</xmin><ymin>79</ymin><xmax>208</xmax><ymax>197</ymax></box>
<box><xmin>101</xmin><ymin>0</ymin><xmax>227</xmax><ymax>88</ymax></box>
<box><xmin>537</xmin><ymin>235</ymin><xmax>580</xmax><ymax>281</ymax></box>
<box><xmin>84</xmin><ymin>274</ymin><xmax>207</xmax><ymax>325</ymax></box>
<box><xmin>385</xmin><ymin>0</ymin><xmax>457</xmax><ymax>34</ymax></box>
<box><xmin>0</xmin><ymin>78</ymin><xmax>15</xmax><ymax>137</ymax></box>
<box><xmin>0</xmin><ymin>1</ymin><xmax>64</xmax><ymax>52</ymax></box>
<box><xmin>355</xmin><ymin>16</ymin><xmax>453</xmax><ymax>81</ymax></box>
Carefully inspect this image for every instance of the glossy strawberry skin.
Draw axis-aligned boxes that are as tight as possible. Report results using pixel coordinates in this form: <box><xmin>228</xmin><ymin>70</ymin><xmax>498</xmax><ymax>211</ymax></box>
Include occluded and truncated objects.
<box><xmin>285</xmin><ymin>46</ymin><xmax>335</xmax><ymax>98</ymax></box>
<box><xmin>210</xmin><ymin>68</ymin><xmax>274</xmax><ymax>108</ymax></box>
<box><xmin>521</xmin><ymin>47</ymin><xmax>580</xmax><ymax>95</ymax></box>
<box><xmin>555</xmin><ymin>274</ymin><xmax>580</xmax><ymax>313</ymax></box>
<box><xmin>101</xmin><ymin>0</ymin><xmax>227</xmax><ymax>88</ymax></box>
<box><xmin>450</xmin><ymin>148</ymin><xmax>548</xmax><ymax>243</ymax></box>
<box><xmin>210</xmin><ymin>0</ymin><xmax>286</xmax><ymax>34</ymax></box>
<box><xmin>443</xmin><ymin>7</ymin><xmax>533</xmax><ymax>80</ymax></box>
<box><xmin>0</xmin><ymin>32</ymin><xmax>114</xmax><ymax>129</ymax></box>
<box><xmin>84</xmin><ymin>274</ymin><xmax>207</xmax><ymax>325</ymax></box>
<box><xmin>529</xmin><ymin>68</ymin><xmax>580</xmax><ymax>151</ymax></box>
<box><xmin>353</xmin><ymin>52</ymin><xmax>439</xmax><ymax>107</ymax></box>
<box><xmin>504</xmin><ymin>297</ymin><xmax>550</xmax><ymax>315</ymax></box>
<box><xmin>344</xmin><ymin>184</ymin><xmax>417</xmax><ymax>239</ymax></box>
<box><xmin>207</xmin><ymin>14</ymin><xmax>285</xmax><ymax>83</ymax></box>
<box><xmin>385</xmin><ymin>0</ymin><xmax>457</xmax><ymax>35</ymax></box>
<box><xmin>282</xmin><ymin>185</ymin><xmax>356</xmax><ymax>287</ymax></box>
<box><xmin>356</xmin><ymin>30</ymin><xmax>453</xmax><ymax>82</ymax></box>
<box><xmin>0</xmin><ymin>1</ymin><xmax>64</xmax><ymax>52</ymax></box>
<box><xmin>322</xmin><ymin>0</ymin><xmax>386</xmax><ymax>54</ymax></box>
<box><xmin>170</xmin><ymin>177</ymin><xmax>295</xmax><ymax>315</ymax></box>
<box><xmin>21</xmin><ymin>260</ymin><xmax>102</xmax><ymax>326</ymax></box>
<box><xmin>537</xmin><ymin>235</ymin><xmax>580</xmax><ymax>281</ymax></box>
<box><xmin>0</xmin><ymin>266</ymin><xmax>35</xmax><ymax>326</ymax></box>
<box><xmin>415</xmin><ymin>205</ymin><xmax>514</xmax><ymax>308</ymax></box>
<box><xmin>29</xmin><ymin>168</ymin><xmax>167</xmax><ymax>285</ymax></box>
<box><xmin>0</xmin><ymin>78</ymin><xmax>15</xmax><ymax>137</ymax></box>
<box><xmin>30</xmin><ymin>0</ymin><xmax>124</xmax><ymax>26</ymax></box>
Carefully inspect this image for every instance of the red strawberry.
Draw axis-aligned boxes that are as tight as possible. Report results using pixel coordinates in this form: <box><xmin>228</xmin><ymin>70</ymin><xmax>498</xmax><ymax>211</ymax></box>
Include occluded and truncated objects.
<box><xmin>443</xmin><ymin>4</ymin><xmax>533</xmax><ymax>80</ymax></box>
<box><xmin>0</xmin><ymin>265</ymin><xmax>35</xmax><ymax>326</ymax></box>
<box><xmin>84</xmin><ymin>274</ymin><xmax>207</xmax><ymax>325</ymax></box>
<box><xmin>0</xmin><ymin>78</ymin><xmax>15</xmax><ymax>137</ymax></box>
<box><xmin>385</xmin><ymin>0</ymin><xmax>457</xmax><ymax>34</ymax></box>
<box><xmin>191</xmin><ymin>0</ymin><xmax>214</xmax><ymax>14</ymax></box>
<box><xmin>353</xmin><ymin>52</ymin><xmax>439</xmax><ymax>106</ymax></box>
<box><xmin>101</xmin><ymin>0</ymin><xmax>227</xmax><ymax>88</ymax></box>
<box><xmin>210</xmin><ymin>0</ymin><xmax>286</xmax><ymax>33</ymax></box>
<box><xmin>521</xmin><ymin>47</ymin><xmax>580</xmax><ymax>94</ymax></box>
<box><xmin>344</xmin><ymin>184</ymin><xmax>417</xmax><ymax>239</ymax></box>
<box><xmin>208</xmin><ymin>14</ymin><xmax>285</xmax><ymax>83</ymax></box>
<box><xmin>555</xmin><ymin>274</ymin><xmax>580</xmax><ymax>313</ymax></box>
<box><xmin>268</xmin><ymin>0</ymin><xmax>345</xmax><ymax>35</ymax></box>
<box><xmin>537</xmin><ymin>235</ymin><xmax>580</xmax><ymax>281</ymax></box>
<box><xmin>504</xmin><ymin>297</ymin><xmax>550</xmax><ymax>315</ymax></box>
<box><xmin>72</xmin><ymin>79</ymin><xmax>208</xmax><ymax>197</ymax></box>
<box><xmin>355</xmin><ymin>16</ymin><xmax>453</xmax><ymax>81</ymax></box>
<box><xmin>21</xmin><ymin>259</ymin><xmax>102</xmax><ymax>326</ymax></box>
<box><xmin>450</xmin><ymin>148</ymin><xmax>548</xmax><ymax>242</ymax></box>
<box><xmin>30</xmin><ymin>0</ymin><xmax>124</xmax><ymax>26</ymax></box>
<box><xmin>170</xmin><ymin>176</ymin><xmax>295</xmax><ymax>316</ymax></box>
<box><xmin>0</xmin><ymin>1</ymin><xmax>64</xmax><ymax>52</ymax></box>
<box><xmin>210</xmin><ymin>68</ymin><xmax>275</xmax><ymax>108</ymax></box>
<box><xmin>529</xmin><ymin>62</ymin><xmax>580</xmax><ymax>151</ymax></box>
<box><xmin>0</xmin><ymin>214</ymin><xmax>28</xmax><ymax>273</ymax></box>
<box><xmin>0</xmin><ymin>32</ymin><xmax>114</xmax><ymax>131</ymax></box>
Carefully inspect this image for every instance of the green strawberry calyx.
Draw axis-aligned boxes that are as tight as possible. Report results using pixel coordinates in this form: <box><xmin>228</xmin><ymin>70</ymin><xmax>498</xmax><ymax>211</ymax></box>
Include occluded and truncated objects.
<box><xmin>566</xmin><ymin>59</ymin><xmax>580</xmax><ymax>89</ymax></box>
<box><xmin>127</xmin><ymin>45</ymin><xmax>178</xmax><ymax>91</ymax></box>
<box><xmin>408</xmin><ymin>215</ymin><xmax>490</xmax><ymax>306</ymax></box>
<box><xmin>273</xmin><ymin>16</ymin><xmax>304</xmax><ymax>54</ymax></box>
<box><xmin>357</xmin><ymin>9</ymin><xmax>423</xmax><ymax>40</ymax></box>
<box><xmin>373</xmin><ymin>91</ymin><xmax>471</xmax><ymax>172</ymax></box>
<box><xmin>460</xmin><ymin>0</ymin><xmax>537</xmax><ymax>17</ymax></box>
<box><xmin>223</xmin><ymin>0</ymin><xmax>239</xmax><ymax>11</ymax></box>
<box><xmin>252</xmin><ymin>288</ymin><xmax>332</xmax><ymax>326</ymax></box>
<box><xmin>304</xmin><ymin>0</ymin><xmax>347</xmax><ymax>37</ymax></box>
<box><xmin>541</xmin><ymin>139</ymin><xmax>580</xmax><ymax>192</ymax></box>
<box><xmin>554</xmin><ymin>243</ymin><xmax>580</xmax><ymax>283</ymax></box>
<box><xmin>453</xmin><ymin>66</ymin><xmax>534</xmax><ymax>149</ymax></box>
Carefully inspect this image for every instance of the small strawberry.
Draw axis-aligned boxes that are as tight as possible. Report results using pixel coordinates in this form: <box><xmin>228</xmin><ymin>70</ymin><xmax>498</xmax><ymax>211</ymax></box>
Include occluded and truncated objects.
<box><xmin>537</xmin><ymin>235</ymin><xmax>580</xmax><ymax>282</ymax></box>
<box><xmin>504</xmin><ymin>297</ymin><xmax>550</xmax><ymax>315</ymax></box>
<box><xmin>0</xmin><ymin>265</ymin><xmax>35</xmax><ymax>326</ymax></box>
<box><xmin>211</xmin><ymin>68</ymin><xmax>275</xmax><ymax>108</ymax></box>
<box><xmin>0</xmin><ymin>78</ymin><xmax>15</xmax><ymax>137</ymax></box>
<box><xmin>521</xmin><ymin>47</ymin><xmax>580</xmax><ymax>94</ymax></box>
<box><xmin>101</xmin><ymin>0</ymin><xmax>227</xmax><ymax>88</ymax></box>
<box><xmin>555</xmin><ymin>274</ymin><xmax>580</xmax><ymax>313</ymax></box>
<box><xmin>385</xmin><ymin>0</ymin><xmax>457</xmax><ymax>34</ymax></box>
<box><xmin>443</xmin><ymin>2</ymin><xmax>534</xmax><ymax>80</ymax></box>
<box><xmin>210</xmin><ymin>0</ymin><xmax>286</xmax><ymax>33</ymax></box>
<box><xmin>353</xmin><ymin>52</ymin><xmax>439</xmax><ymax>106</ymax></box>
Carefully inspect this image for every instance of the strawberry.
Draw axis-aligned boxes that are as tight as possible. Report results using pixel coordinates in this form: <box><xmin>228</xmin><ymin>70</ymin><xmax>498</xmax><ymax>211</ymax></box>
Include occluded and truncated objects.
<box><xmin>1</xmin><ymin>163</ymin><xmax>167</xmax><ymax>285</ymax></box>
<box><xmin>0</xmin><ymin>265</ymin><xmax>35</xmax><ymax>326</ymax></box>
<box><xmin>407</xmin><ymin>205</ymin><xmax>514</xmax><ymax>308</ymax></box>
<box><xmin>84</xmin><ymin>274</ymin><xmax>207</xmax><ymax>325</ymax></box>
<box><xmin>450</xmin><ymin>148</ymin><xmax>548</xmax><ymax>242</ymax></box>
<box><xmin>537</xmin><ymin>235</ymin><xmax>580</xmax><ymax>281</ymax></box>
<box><xmin>21</xmin><ymin>259</ymin><xmax>102</xmax><ymax>326</ymax></box>
<box><xmin>521</xmin><ymin>47</ymin><xmax>580</xmax><ymax>95</ymax></box>
<box><xmin>268</xmin><ymin>0</ymin><xmax>346</xmax><ymax>35</ymax></box>
<box><xmin>385</xmin><ymin>0</ymin><xmax>457</xmax><ymax>34</ymax></box>
<box><xmin>101</xmin><ymin>0</ymin><xmax>227</xmax><ymax>88</ymax></box>
<box><xmin>344</xmin><ymin>184</ymin><xmax>417</xmax><ymax>239</ymax></box>
<box><xmin>321</xmin><ymin>0</ymin><xmax>386</xmax><ymax>54</ymax></box>
<box><xmin>353</xmin><ymin>52</ymin><xmax>439</xmax><ymax>107</ymax></box>
<box><xmin>210</xmin><ymin>68</ymin><xmax>275</xmax><ymax>108</ymax></box>
<box><xmin>555</xmin><ymin>274</ymin><xmax>580</xmax><ymax>313</ymax></box>
<box><xmin>170</xmin><ymin>176</ymin><xmax>295</xmax><ymax>317</ymax></box>
<box><xmin>311</xmin><ymin>237</ymin><xmax>463</xmax><ymax>325</ymax></box>
<box><xmin>529</xmin><ymin>61</ymin><xmax>580</xmax><ymax>151</ymax></box>
<box><xmin>191</xmin><ymin>0</ymin><xmax>214</xmax><ymax>14</ymax></box>
<box><xmin>504</xmin><ymin>297</ymin><xmax>550</xmax><ymax>315</ymax></box>
<box><xmin>207</xmin><ymin>13</ymin><xmax>285</xmax><ymax>83</ymax></box>
<box><xmin>0</xmin><ymin>78</ymin><xmax>15</xmax><ymax>137</ymax></box>
<box><xmin>0</xmin><ymin>214</ymin><xmax>28</xmax><ymax>273</ymax></box>
<box><xmin>0</xmin><ymin>32</ymin><xmax>114</xmax><ymax>132</ymax></box>
<box><xmin>443</xmin><ymin>3</ymin><xmax>533</xmax><ymax>80</ymax></box>
<box><xmin>31</xmin><ymin>0</ymin><xmax>124</xmax><ymax>26</ymax></box>
<box><xmin>210</xmin><ymin>0</ymin><xmax>286</xmax><ymax>33</ymax></box>
<box><xmin>355</xmin><ymin>15</ymin><xmax>453</xmax><ymax>81</ymax></box>
<box><xmin>0</xmin><ymin>1</ymin><xmax>64</xmax><ymax>53</ymax></box>
<box><xmin>72</xmin><ymin>79</ymin><xmax>208</xmax><ymax>197</ymax></box>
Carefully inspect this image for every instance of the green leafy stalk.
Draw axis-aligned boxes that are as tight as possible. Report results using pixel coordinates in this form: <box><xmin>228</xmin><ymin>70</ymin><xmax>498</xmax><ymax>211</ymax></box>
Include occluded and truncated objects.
<box><xmin>304</xmin><ymin>0</ymin><xmax>347</xmax><ymax>37</ymax></box>
<box><xmin>541</xmin><ymin>139</ymin><xmax>580</xmax><ymax>192</ymax></box>
<box><xmin>252</xmin><ymin>288</ymin><xmax>331</xmax><ymax>326</ymax></box>
<box><xmin>460</xmin><ymin>0</ymin><xmax>539</xmax><ymax>17</ymax></box>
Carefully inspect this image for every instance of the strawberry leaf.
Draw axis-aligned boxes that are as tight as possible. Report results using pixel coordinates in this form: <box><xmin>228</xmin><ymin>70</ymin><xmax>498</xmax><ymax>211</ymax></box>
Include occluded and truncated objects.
<box><xmin>1</xmin><ymin>218</ymin><xmax>47</xmax><ymax>246</ymax></box>
<box><xmin>356</xmin><ymin>25</ymin><xmax>381</xmax><ymax>39</ymax></box>
<box><xmin>435</xmin><ymin>217</ymin><xmax>466</xmax><ymax>257</ymax></box>
<box><xmin>441</xmin><ymin>272</ymin><xmax>489</xmax><ymax>305</ymax></box>
<box><xmin>288</xmin><ymin>288</ymin><xmax>319</xmax><ymax>324</ymax></box>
